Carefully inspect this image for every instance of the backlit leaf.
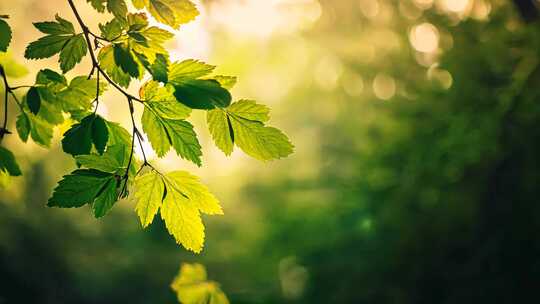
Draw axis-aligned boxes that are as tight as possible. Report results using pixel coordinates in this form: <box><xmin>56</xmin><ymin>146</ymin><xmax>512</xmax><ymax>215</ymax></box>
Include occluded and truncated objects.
<box><xmin>98</xmin><ymin>45</ymin><xmax>131</xmax><ymax>87</ymax></box>
<box><xmin>168</xmin><ymin>59</ymin><xmax>215</xmax><ymax>83</ymax></box>
<box><xmin>0</xmin><ymin>146</ymin><xmax>22</xmax><ymax>176</ymax></box>
<box><xmin>33</xmin><ymin>14</ymin><xmax>75</xmax><ymax>35</ymax></box>
<box><xmin>62</xmin><ymin>114</ymin><xmax>109</xmax><ymax>156</ymax></box>
<box><xmin>59</xmin><ymin>34</ymin><xmax>87</xmax><ymax>73</ymax></box>
<box><xmin>137</xmin><ymin>0</ymin><xmax>199</xmax><ymax>29</ymax></box>
<box><xmin>0</xmin><ymin>19</ymin><xmax>12</xmax><ymax>52</ymax></box>
<box><xmin>26</xmin><ymin>87</ymin><xmax>41</xmax><ymax>114</ymax></box>
<box><xmin>207</xmin><ymin>109</ymin><xmax>233</xmax><ymax>155</ymax></box>
<box><xmin>171</xmin><ymin>263</ymin><xmax>230</xmax><ymax>304</ymax></box>
<box><xmin>113</xmin><ymin>43</ymin><xmax>140</xmax><ymax>78</ymax></box>
<box><xmin>92</xmin><ymin>178</ymin><xmax>119</xmax><ymax>217</ymax></box>
<box><xmin>25</xmin><ymin>35</ymin><xmax>71</xmax><ymax>59</ymax></box>
<box><xmin>173</xmin><ymin>79</ymin><xmax>231</xmax><ymax>109</ymax></box>
<box><xmin>133</xmin><ymin>170</ymin><xmax>164</xmax><ymax>227</ymax></box>
<box><xmin>48</xmin><ymin>169</ymin><xmax>114</xmax><ymax>208</ymax></box>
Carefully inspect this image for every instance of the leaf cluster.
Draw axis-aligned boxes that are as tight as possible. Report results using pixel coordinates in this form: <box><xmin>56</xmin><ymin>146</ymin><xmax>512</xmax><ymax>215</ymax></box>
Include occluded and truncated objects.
<box><xmin>0</xmin><ymin>0</ymin><xmax>293</xmax><ymax>253</ymax></box>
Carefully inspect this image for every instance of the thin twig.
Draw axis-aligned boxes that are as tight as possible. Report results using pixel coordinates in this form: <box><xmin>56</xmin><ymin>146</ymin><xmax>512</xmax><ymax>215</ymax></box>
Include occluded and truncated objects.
<box><xmin>66</xmin><ymin>0</ymin><xmax>160</xmax><ymax>196</ymax></box>
<box><xmin>66</xmin><ymin>0</ymin><xmax>144</xmax><ymax>103</ymax></box>
<box><xmin>0</xmin><ymin>65</ymin><xmax>9</xmax><ymax>141</ymax></box>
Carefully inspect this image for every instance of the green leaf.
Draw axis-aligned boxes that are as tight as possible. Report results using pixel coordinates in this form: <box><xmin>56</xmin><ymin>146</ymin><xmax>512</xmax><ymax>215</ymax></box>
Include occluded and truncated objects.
<box><xmin>167</xmin><ymin>171</ymin><xmax>223</xmax><ymax>215</ymax></box>
<box><xmin>229</xmin><ymin>117</ymin><xmax>293</xmax><ymax>161</ymax></box>
<box><xmin>33</xmin><ymin>14</ymin><xmax>75</xmax><ymax>35</ymax></box>
<box><xmin>161</xmin><ymin>175</ymin><xmax>204</xmax><ymax>252</ymax></box>
<box><xmin>213</xmin><ymin>75</ymin><xmax>237</xmax><ymax>90</ymax></box>
<box><xmin>36</xmin><ymin>69</ymin><xmax>67</xmax><ymax>85</ymax></box>
<box><xmin>59</xmin><ymin>34</ymin><xmax>87</xmax><ymax>73</ymax></box>
<box><xmin>132</xmin><ymin>0</ymin><xmax>145</xmax><ymax>9</ymax></box>
<box><xmin>0</xmin><ymin>146</ymin><xmax>22</xmax><ymax>176</ymax></box>
<box><xmin>127</xmin><ymin>12</ymin><xmax>149</xmax><ymax>30</ymax></box>
<box><xmin>140</xmin><ymin>81</ymin><xmax>191</xmax><ymax>118</ymax></box>
<box><xmin>25</xmin><ymin>15</ymin><xmax>80</xmax><ymax>65</ymax></box>
<box><xmin>25</xmin><ymin>35</ymin><xmax>71</xmax><ymax>59</ymax></box>
<box><xmin>141</xmin><ymin>107</ymin><xmax>170</xmax><ymax>156</ymax></box>
<box><xmin>62</xmin><ymin>114</ymin><xmax>109</xmax><ymax>156</ymax></box>
<box><xmin>106</xmin><ymin>121</ymin><xmax>132</xmax><ymax>147</ymax></box>
<box><xmin>134</xmin><ymin>27</ymin><xmax>173</xmax><ymax>61</ymax></box>
<box><xmin>27</xmin><ymin>112</ymin><xmax>54</xmax><ymax>147</ymax></box>
<box><xmin>133</xmin><ymin>170</ymin><xmax>222</xmax><ymax>252</ymax></box>
<box><xmin>76</xmin><ymin>154</ymin><xmax>119</xmax><ymax>173</ymax></box>
<box><xmin>113</xmin><ymin>43</ymin><xmax>140</xmax><ymax>78</ymax></box>
<box><xmin>167</xmin><ymin>120</ymin><xmax>203</xmax><ymax>166</ymax></box>
<box><xmin>107</xmin><ymin>0</ymin><xmax>128</xmax><ymax>18</ymax></box>
<box><xmin>88</xmin><ymin>0</ymin><xmax>107</xmax><ymax>12</ymax></box>
<box><xmin>133</xmin><ymin>170</ymin><xmax>165</xmax><ymax>227</ymax></box>
<box><xmin>207</xmin><ymin>100</ymin><xmax>293</xmax><ymax>160</ymax></box>
<box><xmin>57</xmin><ymin>76</ymin><xmax>106</xmax><ymax>112</ymax></box>
<box><xmin>0</xmin><ymin>19</ymin><xmax>12</xmax><ymax>52</ymax></box>
<box><xmin>150</xmin><ymin>53</ymin><xmax>169</xmax><ymax>83</ymax></box>
<box><xmin>168</xmin><ymin>59</ymin><xmax>215</xmax><ymax>83</ymax></box>
<box><xmin>26</xmin><ymin>87</ymin><xmax>41</xmax><ymax>115</ymax></box>
<box><xmin>171</xmin><ymin>263</ymin><xmax>230</xmax><ymax>304</ymax></box>
<box><xmin>228</xmin><ymin>99</ymin><xmax>270</xmax><ymax>122</ymax></box>
<box><xmin>33</xmin><ymin>88</ymin><xmax>64</xmax><ymax>125</ymax></box>
<box><xmin>99</xmin><ymin>17</ymin><xmax>126</xmax><ymax>41</ymax></box>
<box><xmin>92</xmin><ymin>115</ymin><xmax>109</xmax><ymax>154</ymax></box>
<box><xmin>140</xmin><ymin>81</ymin><xmax>197</xmax><ymax>162</ymax></box>
<box><xmin>207</xmin><ymin>109</ymin><xmax>233</xmax><ymax>155</ymax></box>
<box><xmin>173</xmin><ymin>79</ymin><xmax>231</xmax><ymax>109</ymax></box>
<box><xmin>98</xmin><ymin>46</ymin><xmax>131</xmax><ymax>87</ymax></box>
<box><xmin>93</xmin><ymin>178</ymin><xmax>119</xmax><ymax>217</ymax></box>
<box><xmin>149</xmin><ymin>0</ymin><xmax>175</xmax><ymax>26</ymax></box>
<box><xmin>138</xmin><ymin>0</ymin><xmax>199</xmax><ymax>29</ymax></box>
<box><xmin>142</xmin><ymin>105</ymin><xmax>202</xmax><ymax>165</ymax></box>
<box><xmin>16</xmin><ymin>112</ymin><xmax>30</xmax><ymax>142</ymax></box>
<box><xmin>75</xmin><ymin>145</ymin><xmax>128</xmax><ymax>174</ymax></box>
<box><xmin>48</xmin><ymin>169</ymin><xmax>114</xmax><ymax>208</ymax></box>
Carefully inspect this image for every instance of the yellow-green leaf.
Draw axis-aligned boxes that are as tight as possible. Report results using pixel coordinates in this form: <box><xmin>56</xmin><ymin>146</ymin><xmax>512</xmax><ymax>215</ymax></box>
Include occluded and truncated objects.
<box><xmin>167</xmin><ymin>171</ymin><xmax>223</xmax><ymax>215</ymax></box>
<box><xmin>139</xmin><ymin>0</ymin><xmax>199</xmax><ymax>29</ymax></box>
<box><xmin>171</xmin><ymin>263</ymin><xmax>230</xmax><ymax>304</ymax></box>
<box><xmin>207</xmin><ymin>109</ymin><xmax>233</xmax><ymax>155</ymax></box>
<box><xmin>160</xmin><ymin>171</ymin><xmax>223</xmax><ymax>252</ymax></box>
<box><xmin>228</xmin><ymin>99</ymin><xmax>270</xmax><ymax>122</ymax></box>
<box><xmin>133</xmin><ymin>171</ymin><xmax>165</xmax><ymax>227</ymax></box>
<box><xmin>161</xmin><ymin>174</ymin><xmax>205</xmax><ymax>253</ymax></box>
<box><xmin>229</xmin><ymin>116</ymin><xmax>293</xmax><ymax>161</ymax></box>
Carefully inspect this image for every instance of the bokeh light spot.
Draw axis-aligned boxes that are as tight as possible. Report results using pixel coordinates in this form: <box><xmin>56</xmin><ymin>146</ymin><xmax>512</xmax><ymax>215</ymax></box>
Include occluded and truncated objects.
<box><xmin>373</xmin><ymin>73</ymin><xmax>396</xmax><ymax>100</ymax></box>
<box><xmin>410</xmin><ymin>22</ymin><xmax>439</xmax><ymax>53</ymax></box>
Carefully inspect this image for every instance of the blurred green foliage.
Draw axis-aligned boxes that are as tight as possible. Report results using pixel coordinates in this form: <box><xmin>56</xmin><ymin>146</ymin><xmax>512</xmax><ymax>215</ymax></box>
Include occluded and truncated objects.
<box><xmin>1</xmin><ymin>0</ymin><xmax>540</xmax><ymax>303</ymax></box>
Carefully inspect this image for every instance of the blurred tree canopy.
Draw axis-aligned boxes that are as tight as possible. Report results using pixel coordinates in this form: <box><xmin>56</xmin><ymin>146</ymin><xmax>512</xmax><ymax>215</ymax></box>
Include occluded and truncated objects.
<box><xmin>1</xmin><ymin>0</ymin><xmax>540</xmax><ymax>303</ymax></box>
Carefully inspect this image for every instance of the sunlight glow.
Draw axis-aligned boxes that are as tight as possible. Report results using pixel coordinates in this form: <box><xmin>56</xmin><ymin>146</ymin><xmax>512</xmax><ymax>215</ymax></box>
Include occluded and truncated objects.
<box><xmin>410</xmin><ymin>23</ymin><xmax>439</xmax><ymax>53</ymax></box>
<box><xmin>373</xmin><ymin>73</ymin><xmax>396</xmax><ymax>100</ymax></box>
<box><xmin>315</xmin><ymin>55</ymin><xmax>343</xmax><ymax>91</ymax></box>
<box><xmin>359</xmin><ymin>0</ymin><xmax>380</xmax><ymax>18</ymax></box>
<box><xmin>208</xmin><ymin>0</ymin><xmax>321</xmax><ymax>38</ymax></box>
<box><xmin>440</xmin><ymin>0</ymin><xmax>470</xmax><ymax>13</ymax></box>
<box><xmin>413</xmin><ymin>0</ymin><xmax>434</xmax><ymax>10</ymax></box>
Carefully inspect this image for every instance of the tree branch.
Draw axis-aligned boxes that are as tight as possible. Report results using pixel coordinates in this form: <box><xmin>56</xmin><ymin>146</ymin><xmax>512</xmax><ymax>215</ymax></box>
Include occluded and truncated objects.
<box><xmin>512</xmin><ymin>0</ymin><xmax>539</xmax><ymax>23</ymax></box>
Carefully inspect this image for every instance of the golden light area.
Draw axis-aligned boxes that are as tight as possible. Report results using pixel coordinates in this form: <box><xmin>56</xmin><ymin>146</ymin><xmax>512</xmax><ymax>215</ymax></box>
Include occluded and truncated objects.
<box><xmin>427</xmin><ymin>64</ymin><xmax>453</xmax><ymax>89</ymax></box>
<box><xmin>413</xmin><ymin>0</ymin><xmax>434</xmax><ymax>10</ymax></box>
<box><xmin>358</xmin><ymin>0</ymin><xmax>380</xmax><ymax>19</ymax></box>
<box><xmin>409</xmin><ymin>22</ymin><xmax>439</xmax><ymax>53</ymax></box>
<box><xmin>438</xmin><ymin>0</ymin><xmax>471</xmax><ymax>13</ymax></box>
<box><xmin>372</xmin><ymin>73</ymin><xmax>396</xmax><ymax>100</ymax></box>
<box><xmin>207</xmin><ymin>0</ymin><xmax>322</xmax><ymax>38</ymax></box>
<box><xmin>342</xmin><ymin>72</ymin><xmax>365</xmax><ymax>97</ymax></box>
<box><xmin>314</xmin><ymin>55</ymin><xmax>343</xmax><ymax>91</ymax></box>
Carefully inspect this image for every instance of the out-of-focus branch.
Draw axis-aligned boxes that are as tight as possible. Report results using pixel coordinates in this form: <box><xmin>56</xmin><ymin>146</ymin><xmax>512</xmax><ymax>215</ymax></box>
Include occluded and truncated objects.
<box><xmin>512</xmin><ymin>0</ymin><xmax>539</xmax><ymax>23</ymax></box>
